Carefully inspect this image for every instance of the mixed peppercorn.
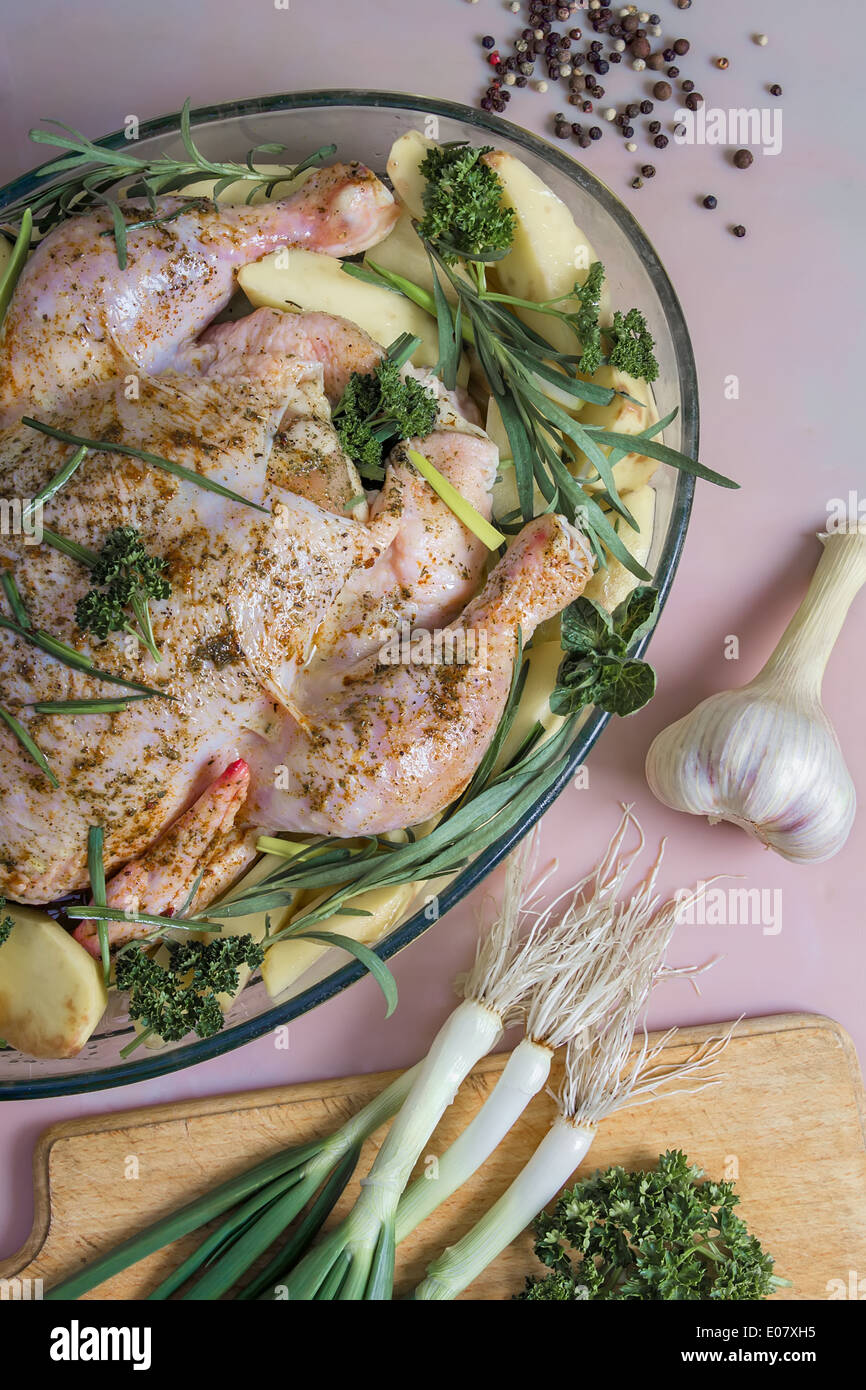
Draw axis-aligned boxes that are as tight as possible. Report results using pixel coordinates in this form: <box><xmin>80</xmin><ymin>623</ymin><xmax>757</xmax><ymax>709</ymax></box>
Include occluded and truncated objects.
<box><xmin>473</xmin><ymin>0</ymin><xmax>784</xmax><ymax>241</ymax></box>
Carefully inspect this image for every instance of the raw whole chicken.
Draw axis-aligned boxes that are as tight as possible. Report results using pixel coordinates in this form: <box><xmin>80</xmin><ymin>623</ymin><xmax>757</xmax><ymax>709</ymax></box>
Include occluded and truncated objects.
<box><xmin>0</xmin><ymin>170</ymin><xmax>593</xmax><ymax>957</ymax></box>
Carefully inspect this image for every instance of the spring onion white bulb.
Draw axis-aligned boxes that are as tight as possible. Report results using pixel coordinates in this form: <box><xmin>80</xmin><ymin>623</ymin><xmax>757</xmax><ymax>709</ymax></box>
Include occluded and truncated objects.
<box><xmin>646</xmin><ymin>524</ymin><xmax>866</xmax><ymax>863</ymax></box>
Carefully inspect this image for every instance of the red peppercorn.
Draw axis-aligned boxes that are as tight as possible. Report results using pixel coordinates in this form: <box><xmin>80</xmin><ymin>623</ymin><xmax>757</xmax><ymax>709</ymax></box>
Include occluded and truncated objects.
<box><xmin>489</xmin><ymin>53</ymin><xmax>501</xmax><ymax>66</ymax></box>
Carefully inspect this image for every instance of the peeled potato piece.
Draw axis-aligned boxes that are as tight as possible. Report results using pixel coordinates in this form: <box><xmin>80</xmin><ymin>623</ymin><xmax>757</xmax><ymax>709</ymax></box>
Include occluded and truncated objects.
<box><xmin>483</xmin><ymin>150</ymin><xmax>610</xmax><ymax>354</ymax></box>
<box><xmin>366</xmin><ymin>207</ymin><xmax>460</xmax><ymax>305</ymax></box>
<box><xmin>239</xmin><ymin>246</ymin><xmax>469</xmax><ymax>386</ymax></box>
<box><xmin>0</xmin><ymin>908</ymin><xmax>108</xmax><ymax>1058</ymax></box>
<box><xmin>582</xmin><ymin>484</ymin><xmax>656</xmax><ymax>610</ymax></box>
<box><xmin>262</xmin><ymin>881</ymin><xmax>418</xmax><ymax>1001</ymax></box>
<box><xmin>386</xmin><ymin>130</ymin><xmax>436</xmax><ymax>219</ymax></box>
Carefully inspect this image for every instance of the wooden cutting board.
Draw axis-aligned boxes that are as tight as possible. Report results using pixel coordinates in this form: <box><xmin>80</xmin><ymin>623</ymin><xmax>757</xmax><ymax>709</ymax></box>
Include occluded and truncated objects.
<box><xmin>3</xmin><ymin>1013</ymin><xmax>865</xmax><ymax>1301</ymax></box>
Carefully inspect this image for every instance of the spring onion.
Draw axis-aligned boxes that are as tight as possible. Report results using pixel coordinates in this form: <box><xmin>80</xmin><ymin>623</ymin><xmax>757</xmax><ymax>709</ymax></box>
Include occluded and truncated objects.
<box><xmin>44</xmin><ymin>1062</ymin><xmax>421</xmax><ymax>1300</ymax></box>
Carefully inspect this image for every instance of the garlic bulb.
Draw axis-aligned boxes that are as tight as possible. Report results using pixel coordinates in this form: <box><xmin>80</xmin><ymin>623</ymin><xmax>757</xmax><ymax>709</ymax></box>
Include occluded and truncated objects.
<box><xmin>646</xmin><ymin>523</ymin><xmax>866</xmax><ymax>863</ymax></box>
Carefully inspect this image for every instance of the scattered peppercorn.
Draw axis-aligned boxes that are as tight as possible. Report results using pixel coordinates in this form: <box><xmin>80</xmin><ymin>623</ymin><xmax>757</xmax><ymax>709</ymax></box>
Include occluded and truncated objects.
<box><xmin>626</xmin><ymin>102</ymin><xmax>639</xmax><ymax>118</ymax></box>
<box><xmin>716</xmin><ymin>56</ymin><xmax>730</xmax><ymax>69</ymax></box>
<box><xmin>681</xmin><ymin>79</ymin><xmax>694</xmax><ymax>92</ymax></box>
<box><xmin>641</xmin><ymin>163</ymin><xmax>656</xmax><ymax>177</ymax></box>
<box><xmin>754</xmin><ymin>34</ymin><xmax>768</xmax><ymax>46</ymax></box>
<box><xmin>732</xmin><ymin>224</ymin><xmax>747</xmax><ymax>237</ymax></box>
<box><xmin>769</xmin><ymin>83</ymin><xmax>782</xmax><ymax>96</ymax></box>
<box><xmin>654</xmin><ymin>134</ymin><xmax>669</xmax><ymax>148</ymax></box>
<box><xmin>653</xmin><ymin>81</ymin><xmax>672</xmax><ymax>100</ymax></box>
<box><xmin>648</xmin><ymin>119</ymin><xmax>661</xmax><ymax>133</ymax></box>
<box><xmin>631</xmin><ymin>176</ymin><xmax>643</xmax><ymax>188</ymax></box>
<box><xmin>482</xmin><ymin>36</ymin><xmax>495</xmax><ymax>49</ymax></box>
<box><xmin>685</xmin><ymin>92</ymin><xmax>703</xmax><ymax>110</ymax></box>
<box><xmin>703</xmin><ymin>194</ymin><xmax>717</xmax><ymax>209</ymax></box>
<box><xmin>673</xmin><ymin>38</ymin><xmax>689</xmax><ymax>55</ymax></box>
<box><xmin>676</xmin><ymin>0</ymin><xmax>692</xmax><ymax>8</ymax></box>
<box><xmin>621</xmin><ymin>124</ymin><xmax>634</xmax><ymax>137</ymax></box>
<box><xmin>733</xmin><ymin>148</ymin><xmax>754</xmax><ymax>169</ymax></box>
<box><xmin>647</xmin><ymin>52</ymin><xmax>666</xmax><ymax>70</ymax></box>
<box><xmin>662</xmin><ymin>47</ymin><xmax>675</xmax><ymax>61</ymax></box>
<box><xmin>578</xmin><ymin>133</ymin><xmax>592</xmax><ymax>147</ymax></box>
<box><xmin>589</xmin><ymin>125</ymin><xmax>602</xmax><ymax>139</ymax></box>
<box><xmin>640</xmin><ymin>99</ymin><xmax>653</xmax><ymax>113</ymax></box>
<box><xmin>631</xmin><ymin>36</ymin><xmax>651</xmax><ymax>59</ymax></box>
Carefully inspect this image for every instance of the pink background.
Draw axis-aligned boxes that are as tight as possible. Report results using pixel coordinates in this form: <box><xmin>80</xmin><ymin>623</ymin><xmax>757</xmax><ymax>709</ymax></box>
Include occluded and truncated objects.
<box><xmin>1</xmin><ymin>0</ymin><xmax>863</xmax><ymax>1264</ymax></box>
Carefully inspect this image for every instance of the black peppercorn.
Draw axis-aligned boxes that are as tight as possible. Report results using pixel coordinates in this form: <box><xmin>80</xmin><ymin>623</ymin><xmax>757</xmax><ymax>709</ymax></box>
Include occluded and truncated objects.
<box><xmin>654</xmin><ymin>134</ymin><xmax>669</xmax><ymax>149</ymax></box>
<box><xmin>681</xmin><ymin>79</ymin><xmax>695</xmax><ymax>93</ymax></box>
<box><xmin>662</xmin><ymin>47</ymin><xmax>675</xmax><ymax>61</ymax></box>
<box><xmin>648</xmin><ymin>119</ymin><xmax>661</xmax><ymax>134</ymax></box>
<box><xmin>732</xmin><ymin>224</ymin><xmax>747</xmax><ymax>237</ymax></box>
<box><xmin>626</xmin><ymin>102</ymin><xmax>639</xmax><ymax>118</ymax></box>
<box><xmin>676</xmin><ymin>0</ymin><xmax>691</xmax><ymax>8</ymax></box>
<box><xmin>482</xmin><ymin>36</ymin><xmax>495</xmax><ymax>50</ymax></box>
<box><xmin>703</xmin><ymin>194</ymin><xmax>718</xmax><ymax>209</ymax></box>
<box><xmin>769</xmin><ymin>83</ymin><xmax>782</xmax><ymax>96</ymax></box>
<box><xmin>516</xmin><ymin>75</ymin><xmax>528</xmax><ymax>86</ymax></box>
<box><xmin>631</xmin><ymin>176</ymin><xmax>643</xmax><ymax>188</ymax></box>
<box><xmin>596</xmin><ymin>59</ymin><xmax>609</xmax><ymax>73</ymax></box>
<box><xmin>685</xmin><ymin>92</ymin><xmax>703</xmax><ymax>110</ymax></box>
<box><xmin>640</xmin><ymin>100</ymin><xmax>653</xmax><ymax>114</ymax></box>
<box><xmin>569</xmin><ymin>27</ymin><xmax>582</xmax><ymax>40</ymax></box>
<box><xmin>609</xmin><ymin>51</ymin><xmax>622</xmax><ymax>62</ymax></box>
<box><xmin>571</xmin><ymin>122</ymin><xmax>583</xmax><ymax>135</ymax></box>
<box><xmin>733</xmin><ymin>148</ymin><xmax>754</xmax><ymax>169</ymax></box>
<box><xmin>649</xmin><ymin>12</ymin><xmax>660</xmax><ymax>23</ymax></box>
<box><xmin>589</xmin><ymin>126</ymin><xmax>602</xmax><ymax>139</ymax></box>
<box><xmin>641</xmin><ymin>163</ymin><xmax>656</xmax><ymax>177</ymax></box>
<box><xmin>621</xmin><ymin>124</ymin><xmax>634</xmax><ymax>137</ymax></box>
<box><xmin>667</xmin><ymin>66</ymin><xmax>680</xmax><ymax>78</ymax></box>
<box><xmin>555</xmin><ymin>121</ymin><xmax>571</xmax><ymax>139</ymax></box>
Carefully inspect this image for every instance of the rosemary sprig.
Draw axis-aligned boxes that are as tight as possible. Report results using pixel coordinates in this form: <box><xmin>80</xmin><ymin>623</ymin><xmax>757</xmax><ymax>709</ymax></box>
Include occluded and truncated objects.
<box><xmin>21</xmin><ymin>418</ymin><xmax>268</xmax><ymax>514</ymax></box>
<box><xmin>0</xmin><ymin>207</ymin><xmax>32</xmax><ymax>328</ymax></box>
<box><xmin>31</xmin><ymin>697</ymin><xmax>147</xmax><ymax>713</ymax></box>
<box><xmin>0</xmin><ymin>703</ymin><xmax>58</xmax><ymax>787</ymax></box>
<box><xmin>0</xmin><ymin>611</ymin><xmax>170</xmax><ymax>699</ymax></box>
<box><xmin>21</xmin><ymin>445</ymin><xmax>88</xmax><ymax>526</ymax></box>
<box><xmin>1</xmin><ymin>572</ymin><xmax>30</xmax><ymax>628</ymax></box>
<box><xmin>87</xmin><ymin>825</ymin><xmax>111</xmax><ymax>986</ymax></box>
<box><xmin>1</xmin><ymin>99</ymin><xmax>336</xmax><ymax>267</ymax></box>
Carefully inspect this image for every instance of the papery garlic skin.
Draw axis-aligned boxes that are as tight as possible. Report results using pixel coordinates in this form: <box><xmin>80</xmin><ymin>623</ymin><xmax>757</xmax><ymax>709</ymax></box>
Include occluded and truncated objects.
<box><xmin>645</xmin><ymin>683</ymin><xmax>856</xmax><ymax>863</ymax></box>
<box><xmin>645</xmin><ymin>524</ymin><xmax>866</xmax><ymax>865</ymax></box>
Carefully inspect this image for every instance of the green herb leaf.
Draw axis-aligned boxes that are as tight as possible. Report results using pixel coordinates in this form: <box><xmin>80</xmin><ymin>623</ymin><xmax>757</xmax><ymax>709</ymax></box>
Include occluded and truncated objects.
<box><xmin>0</xmin><ymin>207</ymin><xmax>32</xmax><ymax>328</ymax></box>
<box><xmin>0</xmin><ymin>703</ymin><xmax>58</xmax><ymax>787</ymax></box>
<box><xmin>561</xmin><ymin>596</ymin><xmax>616</xmax><ymax>656</ymax></box>
<box><xmin>291</xmin><ymin>931</ymin><xmax>398</xmax><ymax>1018</ymax></box>
<box><xmin>518</xmin><ymin>1151</ymin><xmax>787</xmax><ymax>1301</ymax></box>
<box><xmin>612</xmin><ymin>584</ymin><xmax>659</xmax><ymax>646</ymax></box>
<box><xmin>416</xmin><ymin>144</ymin><xmax>515</xmax><ymax>265</ymax></box>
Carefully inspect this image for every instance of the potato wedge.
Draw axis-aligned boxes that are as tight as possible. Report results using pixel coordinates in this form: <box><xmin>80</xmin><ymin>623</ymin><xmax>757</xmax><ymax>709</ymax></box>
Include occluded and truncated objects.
<box><xmin>238</xmin><ymin>247</ymin><xmax>469</xmax><ymax>386</ymax></box>
<box><xmin>582</xmin><ymin>484</ymin><xmax>656</xmax><ymax>610</ymax></box>
<box><xmin>0</xmin><ymin>907</ymin><xmax>108</xmax><ymax>1058</ymax></box>
<box><xmin>483</xmin><ymin>151</ymin><xmax>610</xmax><ymax>355</ymax></box>
<box><xmin>365</xmin><ymin>206</ymin><xmax>458</xmax><ymax>304</ymax></box>
<box><xmin>386</xmin><ymin>130</ymin><xmax>436</xmax><ymax>218</ymax></box>
<box><xmin>262</xmin><ymin>881</ymin><xmax>418</xmax><ymax>1001</ymax></box>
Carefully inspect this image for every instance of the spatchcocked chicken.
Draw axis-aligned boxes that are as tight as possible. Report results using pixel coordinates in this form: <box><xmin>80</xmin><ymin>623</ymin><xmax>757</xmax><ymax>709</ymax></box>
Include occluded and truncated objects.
<box><xmin>0</xmin><ymin>159</ymin><xmax>592</xmax><ymax>957</ymax></box>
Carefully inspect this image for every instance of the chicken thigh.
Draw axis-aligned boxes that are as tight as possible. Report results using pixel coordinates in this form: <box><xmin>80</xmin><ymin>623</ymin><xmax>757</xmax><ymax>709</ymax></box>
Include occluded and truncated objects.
<box><xmin>0</xmin><ymin>164</ymin><xmax>397</xmax><ymax>425</ymax></box>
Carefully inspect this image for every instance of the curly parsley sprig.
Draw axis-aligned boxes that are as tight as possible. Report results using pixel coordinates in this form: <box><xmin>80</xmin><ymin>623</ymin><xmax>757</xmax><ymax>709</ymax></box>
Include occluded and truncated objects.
<box><xmin>519</xmin><ymin>1150</ymin><xmax>790</xmax><ymax>1300</ymax></box>
<box><xmin>76</xmin><ymin>526</ymin><xmax>170</xmax><ymax>662</ymax></box>
<box><xmin>333</xmin><ymin>337</ymin><xmax>439</xmax><ymax>480</ymax></box>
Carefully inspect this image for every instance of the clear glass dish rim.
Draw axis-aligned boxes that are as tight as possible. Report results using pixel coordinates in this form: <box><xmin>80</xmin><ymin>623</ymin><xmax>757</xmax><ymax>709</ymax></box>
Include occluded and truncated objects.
<box><xmin>0</xmin><ymin>89</ymin><xmax>698</xmax><ymax>1098</ymax></box>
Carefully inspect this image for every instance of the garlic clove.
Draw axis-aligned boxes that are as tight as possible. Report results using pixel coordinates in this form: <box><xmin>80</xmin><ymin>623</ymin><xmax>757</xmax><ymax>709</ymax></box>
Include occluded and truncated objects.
<box><xmin>645</xmin><ymin>684</ymin><xmax>856</xmax><ymax>863</ymax></box>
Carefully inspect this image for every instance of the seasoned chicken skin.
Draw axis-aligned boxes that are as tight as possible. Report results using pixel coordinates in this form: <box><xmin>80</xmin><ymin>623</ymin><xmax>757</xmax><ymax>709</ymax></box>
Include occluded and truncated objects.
<box><xmin>0</xmin><ymin>164</ymin><xmax>397</xmax><ymax>426</ymax></box>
